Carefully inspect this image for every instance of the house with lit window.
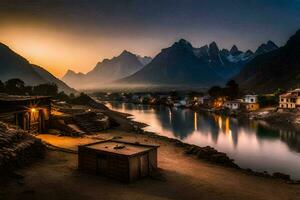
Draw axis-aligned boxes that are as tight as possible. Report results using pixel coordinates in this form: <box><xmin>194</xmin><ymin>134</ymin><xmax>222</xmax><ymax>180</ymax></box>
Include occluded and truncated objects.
<box><xmin>243</xmin><ymin>94</ymin><xmax>260</xmax><ymax>111</ymax></box>
<box><xmin>0</xmin><ymin>94</ymin><xmax>51</xmax><ymax>133</ymax></box>
<box><xmin>279</xmin><ymin>89</ymin><xmax>300</xmax><ymax>109</ymax></box>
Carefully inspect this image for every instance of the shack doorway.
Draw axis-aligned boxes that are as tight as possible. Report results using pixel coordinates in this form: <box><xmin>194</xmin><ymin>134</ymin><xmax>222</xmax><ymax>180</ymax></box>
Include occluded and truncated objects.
<box><xmin>38</xmin><ymin>109</ymin><xmax>45</xmax><ymax>132</ymax></box>
<box><xmin>24</xmin><ymin>113</ymin><xmax>30</xmax><ymax>131</ymax></box>
<box><xmin>30</xmin><ymin>109</ymin><xmax>40</xmax><ymax>133</ymax></box>
<box><xmin>16</xmin><ymin>113</ymin><xmax>24</xmax><ymax>129</ymax></box>
<box><xmin>140</xmin><ymin>154</ymin><xmax>149</xmax><ymax>177</ymax></box>
<box><xmin>97</xmin><ymin>154</ymin><xmax>108</xmax><ymax>175</ymax></box>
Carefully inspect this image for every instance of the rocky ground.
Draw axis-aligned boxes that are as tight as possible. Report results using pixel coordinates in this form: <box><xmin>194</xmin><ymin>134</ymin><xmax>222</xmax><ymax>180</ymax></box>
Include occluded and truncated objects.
<box><xmin>0</xmin><ymin>122</ymin><xmax>45</xmax><ymax>177</ymax></box>
<box><xmin>249</xmin><ymin>108</ymin><xmax>300</xmax><ymax>131</ymax></box>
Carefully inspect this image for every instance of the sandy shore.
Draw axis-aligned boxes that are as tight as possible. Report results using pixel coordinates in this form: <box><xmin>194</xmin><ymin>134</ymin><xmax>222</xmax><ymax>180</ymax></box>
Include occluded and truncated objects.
<box><xmin>2</xmin><ymin>128</ymin><xmax>300</xmax><ymax>200</ymax></box>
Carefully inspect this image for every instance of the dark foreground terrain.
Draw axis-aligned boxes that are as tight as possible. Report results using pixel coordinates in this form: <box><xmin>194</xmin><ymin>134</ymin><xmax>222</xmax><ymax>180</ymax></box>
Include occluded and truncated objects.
<box><xmin>1</xmin><ymin>129</ymin><xmax>300</xmax><ymax>200</ymax></box>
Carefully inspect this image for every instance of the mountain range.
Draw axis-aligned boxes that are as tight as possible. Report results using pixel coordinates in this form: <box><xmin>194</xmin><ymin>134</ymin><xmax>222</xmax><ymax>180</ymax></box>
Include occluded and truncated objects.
<box><xmin>117</xmin><ymin>39</ymin><xmax>278</xmax><ymax>87</ymax></box>
<box><xmin>62</xmin><ymin>51</ymin><xmax>151</xmax><ymax>89</ymax></box>
<box><xmin>63</xmin><ymin>39</ymin><xmax>278</xmax><ymax>89</ymax></box>
<box><xmin>3</xmin><ymin>28</ymin><xmax>296</xmax><ymax>94</ymax></box>
<box><xmin>234</xmin><ymin>29</ymin><xmax>300</xmax><ymax>93</ymax></box>
<box><xmin>0</xmin><ymin>43</ymin><xmax>76</xmax><ymax>94</ymax></box>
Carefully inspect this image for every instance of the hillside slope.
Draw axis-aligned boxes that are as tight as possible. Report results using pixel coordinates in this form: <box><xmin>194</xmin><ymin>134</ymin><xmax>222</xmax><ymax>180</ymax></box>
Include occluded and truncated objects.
<box><xmin>0</xmin><ymin>43</ymin><xmax>75</xmax><ymax>94</ymax></box>
<box><xmin>235</xmin><ymin>29</ymin><xmax>300</xmax><ymax>93</ymax></box>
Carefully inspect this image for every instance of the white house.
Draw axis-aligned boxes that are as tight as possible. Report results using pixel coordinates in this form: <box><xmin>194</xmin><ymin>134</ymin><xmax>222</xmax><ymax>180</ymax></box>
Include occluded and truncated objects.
<box><xmin>243</xmin><ymin>94</ymin><xmax>260</xmax><ymax>111</ymax></box>
<box><xmin>244</xmin><ymin>95</ymin><xmax>258</xmax><ymax>103</ymax></box>
<box><xmin>223</xmin><ymin>100</ymin><xmax>243</xmax><ymax>110</ymax></box>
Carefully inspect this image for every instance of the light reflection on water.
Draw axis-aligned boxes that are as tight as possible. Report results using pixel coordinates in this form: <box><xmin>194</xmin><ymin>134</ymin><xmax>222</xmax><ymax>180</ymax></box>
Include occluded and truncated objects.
<box><xmin>106</xmin><ymin>102</ymin><xmax>300</xmax><ymax>179</ymax></box>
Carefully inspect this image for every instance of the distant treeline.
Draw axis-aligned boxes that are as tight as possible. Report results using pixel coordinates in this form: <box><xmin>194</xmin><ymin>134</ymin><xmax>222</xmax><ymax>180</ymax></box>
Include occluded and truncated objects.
<box><xmin>0</xmin><ymin>78</ymin><xmax>107</xmax><ymax>109</ymax></box>
<box><xmin>0</xmin><ymin>78</ymin><xmax>93</xmax><ymax>105</ymax></box>
<box><xmin>208</xmin><ymin>80</ymin><xmax>240</xmax><ymax>100</ymax></box>
<box><xmin>0</xmin><ymin>78</ymin><xmax>70</xmax><ymax>96</ymax></box>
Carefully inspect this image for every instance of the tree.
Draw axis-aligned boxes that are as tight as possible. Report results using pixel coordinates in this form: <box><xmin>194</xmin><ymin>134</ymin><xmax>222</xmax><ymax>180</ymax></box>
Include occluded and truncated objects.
<box><xmin>56</xmin><ymin>91</ymin><xmax>71</xmax><ymax>102</ymax></box>
<box><xmin>5</xmin><ymin>78</ymin><xmax>26</xmax><ymax>95</ymax></box>
<box><xmin>208</xmin><ymin>86</ymin><xmax>223</xmax><ymax>98</ymax></box>
<box><xmin>187</xmin><ymin>91</ymin><xmax>203</xmax><ymax>100</ymax></box>
<box><xmin>224</xmin><ymin>80</ymin><xmax>239</xmax><ymax>100</ymax></box>
<box><xmin>32</xmin><ymin>83</ymin><xmax>58</xmax><ymax>96</ymax></box>
<box><xmin>69</xmin><ymin>93</ymin><xmax>75</xmax><ymax>99</ymax></box>
<box><xmin>169</xmin><ymin>91</ymin><xmax>179</xmax><ymax>100</ymax></box>
<box><xmin>0</xmin><ymin>80</ymin><xmax>4</xmax><ymax>92</ymax></box>
<box><xmin>24</xmin><ymin>86</ymin><xmax>33</xmax><ymax>95</ymax></box>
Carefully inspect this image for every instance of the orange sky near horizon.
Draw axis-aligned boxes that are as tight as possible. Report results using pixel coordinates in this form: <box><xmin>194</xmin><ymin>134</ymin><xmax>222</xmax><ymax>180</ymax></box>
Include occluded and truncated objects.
<box><xmin>0</xmin><ymin>24</ymin><xmax>162</xmax><ymax>78</ymax></box>
<box><xmin>1</xmin><ymin>1</ymin><xmax>299</xmax><ymax>80</ymax></box>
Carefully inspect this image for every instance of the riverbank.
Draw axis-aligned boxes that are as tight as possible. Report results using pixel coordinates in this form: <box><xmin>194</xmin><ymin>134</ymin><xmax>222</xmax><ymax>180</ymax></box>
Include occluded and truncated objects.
<box><xmin>2</xmin><ymin>129</ymin><xmax>300</xmax><ymax>200</ymax></box>
<box><xmin>131</xmin><ymin>99</ymin><xmax>300</xmax><ymax>132</ymax></box>
<box><xmin>250</xmin><ymin>108</ymin><xmax>300</xmax><ymax>131</ymax></box>
<box><xmin>2</xmin><ymin>100</ymin><xmax>300</xmax><ymax>199</ymax></box>
<box><xmin>105</xmin><ymin>101</ymin><xmax>300</xmax><ymax>180</ymax></box>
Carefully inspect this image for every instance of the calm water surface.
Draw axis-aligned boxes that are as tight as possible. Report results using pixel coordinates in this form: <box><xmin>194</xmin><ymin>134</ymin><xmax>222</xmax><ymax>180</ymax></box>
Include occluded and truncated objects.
<box><xmin>106</xmin><ymin>102</ymin><xmax>300</xmax><ymax>179</ymax></box>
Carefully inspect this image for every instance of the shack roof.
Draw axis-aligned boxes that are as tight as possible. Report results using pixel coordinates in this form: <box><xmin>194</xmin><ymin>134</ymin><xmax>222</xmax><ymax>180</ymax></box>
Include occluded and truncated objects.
<box><xmin>80</xmin><ymin>140</ymin><xmax>159</xmax><ymax>157</ymax></box>
<box><xmin>0</xmin><ymin>94</ymin><xmax>51</xmax><ymax>102</ymax></box>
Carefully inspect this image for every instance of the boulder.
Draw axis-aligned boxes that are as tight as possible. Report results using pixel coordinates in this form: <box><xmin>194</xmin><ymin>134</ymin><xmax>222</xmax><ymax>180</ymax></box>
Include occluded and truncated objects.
<box><xmin>273</xmin><ymin>172</ymin><xmax>291</xmax><ymax>180</ymax></box>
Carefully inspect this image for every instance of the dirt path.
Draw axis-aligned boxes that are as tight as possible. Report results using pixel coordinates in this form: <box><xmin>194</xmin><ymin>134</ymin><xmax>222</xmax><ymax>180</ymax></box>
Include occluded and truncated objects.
<box><xmin>2</xmin><ymin>130</ymin><xmax>300</xmax><ymax>200</ymax></box>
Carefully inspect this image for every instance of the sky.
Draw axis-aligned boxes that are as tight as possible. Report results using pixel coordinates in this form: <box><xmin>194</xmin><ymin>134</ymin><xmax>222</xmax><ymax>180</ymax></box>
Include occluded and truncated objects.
<box><xmin>0</xmin><ymin>0</ymin><xmax>300</xmax><ymax>77</ymax></box>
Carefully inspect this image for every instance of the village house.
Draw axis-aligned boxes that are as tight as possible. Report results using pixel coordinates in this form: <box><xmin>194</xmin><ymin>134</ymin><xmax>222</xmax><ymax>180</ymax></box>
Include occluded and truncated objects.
<box><xmin>223</xmin><ymin>99</ymin><xmax>243</xmax><ymax>110</ymax></box>
<box><xmin>193</xmin><ymin>95</ymin><xmax>212</xmax><ymax>107</ymax></box>
<box><xmin>279</xmin><ymin>89</ymin><xmax>300</xmax><ymax>109</ymax></box>
<box><xmin>0</xmin><ymin>94</ymin><xmax>51</xmax><ymax>133</ymax></box>
<box><xmin>243</xmin><ymin>94</ymin><xmax>260</xmax><ymax>111</ymax></box>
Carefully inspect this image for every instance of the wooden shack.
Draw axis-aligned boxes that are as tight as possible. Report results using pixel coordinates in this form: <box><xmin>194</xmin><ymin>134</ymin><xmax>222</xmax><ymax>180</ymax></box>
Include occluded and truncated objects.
<box><xmin>0</xmin><ymin>94</ymin><xmax>51</xmax><ymax>133</ymax></box>
<box><xmin>78</xmin><ymin>140</ymin><xmax>159</xmax><ymax>182</ymax></box>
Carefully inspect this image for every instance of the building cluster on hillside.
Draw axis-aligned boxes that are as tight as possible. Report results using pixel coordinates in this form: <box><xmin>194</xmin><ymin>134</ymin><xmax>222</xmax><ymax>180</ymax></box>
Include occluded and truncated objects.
<box><xmin>222</xmin><ymin>95</ymin><xmax>260</xmax><ymax>111</ymax></box>
<box><xmin>97</xmin><ymin>88</ymin><xmax>300</xmax><ymax>112</ymax></box>
<box><xmin>192</xmin><ymin>94</ymin><xmax>260</xmax><ymax>112</ymax></box>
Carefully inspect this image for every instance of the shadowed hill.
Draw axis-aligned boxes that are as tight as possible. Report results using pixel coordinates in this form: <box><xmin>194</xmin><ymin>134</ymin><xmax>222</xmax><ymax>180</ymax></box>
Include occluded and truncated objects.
<box><xmin>0</xmin><ymin>43</ymin><xmax>76</xmax><ymax>94</ymax></box>
<box><xmin>234</xmin><ymin>29</ymin><xmax>300</xmax><ymax>93</ymax></box>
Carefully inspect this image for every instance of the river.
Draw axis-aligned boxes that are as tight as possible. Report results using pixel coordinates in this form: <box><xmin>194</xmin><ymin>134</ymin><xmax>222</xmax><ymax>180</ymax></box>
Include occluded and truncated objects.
<box><xmin>105</xmin><ymin>102</ymin><xmax>300</xmax><ymax>179</ymax></box>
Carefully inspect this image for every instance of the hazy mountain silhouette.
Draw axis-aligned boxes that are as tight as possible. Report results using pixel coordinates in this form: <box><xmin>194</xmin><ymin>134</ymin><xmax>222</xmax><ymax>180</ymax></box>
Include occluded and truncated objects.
<box><xmin>234</xmin><ymin>29</ymin><xmax>300</xmax><ymax>92</ymax></box>
<box><xmin>0</xmin><ymin>43</ymin><xmax>76</xmax><ymax>94</ymax></box>
<box><xmin>118</xmin><ymin>39</ymin><xmax>224</xmax><ymax>86</ymax></box>
<box><xmin>118</xmin><ymin>39</ymin><xmax>277</xmax><ymax>87</ymax></box>
<box><xmin>62</xmin><ymin>50</ymin><xmax>150</xmax><ymax>89</ymax></box>
<box><xmin>33</xmin><ymin>65</ymin><xmax>76</xmax><ymax>94</ymax></box>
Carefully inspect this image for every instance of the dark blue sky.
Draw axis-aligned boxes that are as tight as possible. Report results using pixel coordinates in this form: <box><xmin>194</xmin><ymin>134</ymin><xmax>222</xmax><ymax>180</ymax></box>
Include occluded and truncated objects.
<box><xmin>0</xmin><ymin>0</ymin><xmax>300</xmax><ymax>76</ymax></box>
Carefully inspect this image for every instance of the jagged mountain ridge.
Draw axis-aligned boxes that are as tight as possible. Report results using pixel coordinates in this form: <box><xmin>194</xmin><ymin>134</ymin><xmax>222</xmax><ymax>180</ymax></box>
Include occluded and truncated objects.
<box><xmin>118</xmin><ymin>39</ymin><xmax>225</xmax><ymax>86</ymax></box>
<box><xmin>234</xmin><ymin>29</ymin><xmax>300</xmax><ymax>93</ymax></box>
<box><xmin>118</xmin><ymin>39</ymin><xmax>278</xmax><ymax>87</ymax></box>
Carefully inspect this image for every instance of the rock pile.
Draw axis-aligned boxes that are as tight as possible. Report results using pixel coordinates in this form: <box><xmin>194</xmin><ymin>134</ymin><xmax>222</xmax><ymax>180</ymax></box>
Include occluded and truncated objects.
<box><xmin>185</xmin><ymin>145</ymin><xmax>239</xmax><ymax>168</ymax></box>
<box><xmin>0</xmin><ymin>121</ymin><xmax>45</xmax><ymax>173</ymax></box>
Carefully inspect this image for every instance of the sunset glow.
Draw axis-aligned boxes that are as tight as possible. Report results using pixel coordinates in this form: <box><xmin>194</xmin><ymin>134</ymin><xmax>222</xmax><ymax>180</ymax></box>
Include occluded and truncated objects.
<box><xmin>1</xmin><ymin>1</ymin><xmax>299</xmax><ymax>78</ymax></box>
